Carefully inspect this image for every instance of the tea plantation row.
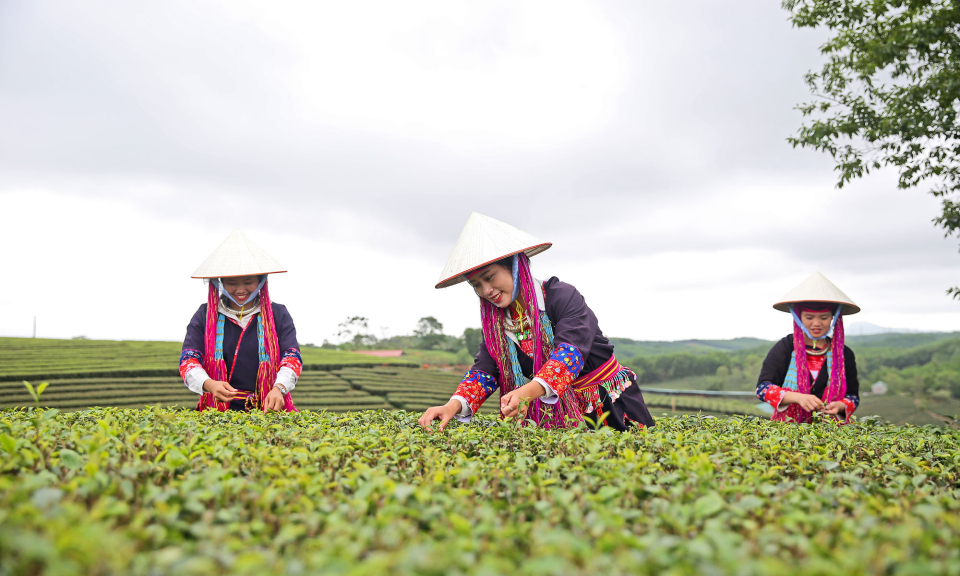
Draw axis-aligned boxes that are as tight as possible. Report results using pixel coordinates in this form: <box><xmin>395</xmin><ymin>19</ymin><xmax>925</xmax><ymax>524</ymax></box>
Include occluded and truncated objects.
<box><xmin>0</xmin><ymin>337</ymin><xmax>413</xmax><ymax>381</ymax></box>
<box><xmin>3</xmin><ymin>336</ymin><xmax>948</xmax><ymax>424</ymax></box>
<box><xmin>0</xmin><ymin>369</ymin><xmax>769</xmax><ymax>419</ymax></box>
<box><xmin>0</xmin><ymin>367</ymin><xmax>472</xmax><ymax>414</ymax></box>
<box><xmin>1</xmin><ymin>409</ymin><xmax>958</xmax><ymax>575</ymax></box>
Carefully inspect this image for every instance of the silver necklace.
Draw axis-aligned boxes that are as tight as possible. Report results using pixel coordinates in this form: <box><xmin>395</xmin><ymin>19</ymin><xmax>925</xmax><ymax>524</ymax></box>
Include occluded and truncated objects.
<box><xmin>806</xmin><ymin>340</ymin><xmax>829</xmax><ymax>356</ymax></box>
<box><xmin>221</xmin><ymin>297</ymin><xmax>260</xmax><ymax>319</ymax></box>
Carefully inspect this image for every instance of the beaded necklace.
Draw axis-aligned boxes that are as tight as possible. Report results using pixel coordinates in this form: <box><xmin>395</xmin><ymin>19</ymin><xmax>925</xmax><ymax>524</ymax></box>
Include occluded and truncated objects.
<box><xmin>506</xmin><ymin>300</ymin><xmax>533</xmax><ymax>341</ymax></box>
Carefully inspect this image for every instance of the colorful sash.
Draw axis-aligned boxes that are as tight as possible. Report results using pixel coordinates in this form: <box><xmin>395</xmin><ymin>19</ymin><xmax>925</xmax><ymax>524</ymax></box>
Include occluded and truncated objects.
<box><xmin>572</xmin><ymin>354</ymin><xmax>635</xmax><ymax>416</ymax></box>
<box><xmin>774</xmin><ymin>349</ymin><xmax>836</xmax><ymax>424</ymax></box>
<box><xmin>572</xmin><ymin>355</ymin><xmax>625</xmax><ymax>392</ymax></box>
<box><xmin>508</xmin><ymin>317</ymin><xmax>634</xmax><ymax>418</ymax></box>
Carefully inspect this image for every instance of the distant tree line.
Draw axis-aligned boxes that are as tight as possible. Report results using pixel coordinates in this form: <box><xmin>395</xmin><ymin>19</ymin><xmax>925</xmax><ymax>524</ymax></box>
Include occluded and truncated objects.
<box><xmin>857</xmin><ymin>339</ymin><xmax>960</xmax><ymax>400</ymax></box>
<box><xmin>303</xmin><ymin>315</ymin><xmax>483</xmax><ymax>365</ymax></box>
<box><xmin>306</xmin><ymin>314</ymin><xmax>960</xmax><ymax>399</ymax></box>
<box><xmin>622</xmin><ymin>350</ymin><xmax>765</xmax><ymax>392</ymax></box>
<box><xmin>624</xmin><ymin>337</ymin><xmax>960</xmax><ymax>399</ymax></box>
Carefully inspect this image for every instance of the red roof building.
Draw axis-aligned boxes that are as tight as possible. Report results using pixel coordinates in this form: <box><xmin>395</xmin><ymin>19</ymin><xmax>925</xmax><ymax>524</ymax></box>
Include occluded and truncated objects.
<box><xmin>352</xmin><ymin>350</ymin><xmax>405</xmax><ymax>358</ymax></box>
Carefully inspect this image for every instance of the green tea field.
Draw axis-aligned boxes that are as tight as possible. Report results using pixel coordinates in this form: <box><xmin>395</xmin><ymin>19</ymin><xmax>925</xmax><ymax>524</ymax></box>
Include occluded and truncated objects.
<box><xmin>0</xmin><ymin>336</ymin><xmax>470</xmax><ymax>414</ymax></box>
<box><xmin>5</xmin><ymin>336</ymin><xmax>957</xmax><ymax>426</ymax></box>
<box><xmin>0</xmin><ymin>367</ymin><xmax>475</xmax><ymax>414</ymax></box>
<box><xmin>0</xmin><ymin>337</ymin><xmax>415</xmax><ymax>382</ymax></box>
<box><xmin>1</xmin><ymin>409</ymin><xmax>958</xmax><ymax>575</ymax></box>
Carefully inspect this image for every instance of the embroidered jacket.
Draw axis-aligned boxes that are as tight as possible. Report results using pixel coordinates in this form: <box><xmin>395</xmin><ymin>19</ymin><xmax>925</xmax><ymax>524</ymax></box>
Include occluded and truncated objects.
<box><xmin>756</xmin><ymin>335</ymin><xmax>860</xmax><ymax>421</ymax></box>
<box><xmin>453</xmin><ymin>277</ymin><xmax>633</xmax><ymax>419</ymax></box>
<box><xmin>179</xmin><ymin>302</ymin><xmax>302</xmax><ymax>398</ymax></box>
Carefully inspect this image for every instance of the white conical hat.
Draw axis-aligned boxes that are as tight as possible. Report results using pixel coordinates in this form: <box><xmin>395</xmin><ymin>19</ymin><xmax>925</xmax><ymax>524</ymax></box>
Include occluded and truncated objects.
<box><xmin>773</xmin><ymin>272</ymin><xmax>860</xmax><ymax>315</ymax></box>
<box><xmin>191</xmin><ymin>229</ymin><xmax>287</xmax><ymax>279</ymax></box>
<box><xmin>435</xmin><ymin>212</ymin><xmax>551</xmax><ymax>289</ymax></box>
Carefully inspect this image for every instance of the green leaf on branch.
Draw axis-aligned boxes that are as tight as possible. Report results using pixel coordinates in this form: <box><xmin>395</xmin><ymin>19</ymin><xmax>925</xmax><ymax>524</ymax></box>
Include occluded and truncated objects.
<box><xmin>784</xmin><ymin>0</ymin><xmax>960</xmax><ymax>290</ymax></box>
<box><xmin>0</xmin><ymin>433</ymin><xmax>17</xmax><ymax>455</ymax></box>
<box><xmin>22</xmin><ymin>381</ymin><xmax>37</xmax><ymax>404</ymax></box>
<box><xmin>694</xmin><ymin>492</ymin><xmax>725</xmax><ymax>518</ymax></box>
<box><xmin>58</xmin><ymin>449</ymin><xmax>82</xmax><ymax>470</ymax></box>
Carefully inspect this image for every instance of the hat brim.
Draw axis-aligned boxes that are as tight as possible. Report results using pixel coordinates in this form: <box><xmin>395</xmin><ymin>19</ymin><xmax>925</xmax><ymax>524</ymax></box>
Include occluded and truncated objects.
<box><xmin>191</xmin><ymin>270</ymin><xmax>286</xmax><ymax>279</ymax></box>
<box><xmin>435</xmin><ymin>243</ymin><xmax>551</xmax><ymax>289</ymax></box>
<box><xmin>773</xmin><ymin>300</ymin><xmax>860</xmax><ymax>316</ymax></box>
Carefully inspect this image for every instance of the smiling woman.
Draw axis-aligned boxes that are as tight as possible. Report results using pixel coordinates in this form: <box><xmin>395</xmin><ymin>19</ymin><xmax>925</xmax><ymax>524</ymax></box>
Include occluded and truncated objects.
<box><xmin>756</xmin><ymin>272</ymin><xmax>861</xmax><ymax>424</ymax></box>
<box><xmin>179</xmin><ymin>230</ymin><xmax>301</xmax><ymax>413</ymax></box>
<box><xmin>418</xmin><ymin>212</ymin><xmax>654</xmax><ymax>431</ymax></box>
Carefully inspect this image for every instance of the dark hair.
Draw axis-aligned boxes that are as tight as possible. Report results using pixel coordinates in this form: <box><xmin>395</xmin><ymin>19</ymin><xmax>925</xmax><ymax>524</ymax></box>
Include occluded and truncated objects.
<box><xmin>468</xmin><ymin>256</ymin><xmax>513</xmax><ymax>282</ymax></box>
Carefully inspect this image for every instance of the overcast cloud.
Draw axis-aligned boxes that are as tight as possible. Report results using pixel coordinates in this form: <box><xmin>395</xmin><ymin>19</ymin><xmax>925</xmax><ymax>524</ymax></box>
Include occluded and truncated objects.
<box><xmin>1</xmin><ymin>0</ymin><xmax>958</xmax><ymax>346</ymax></box>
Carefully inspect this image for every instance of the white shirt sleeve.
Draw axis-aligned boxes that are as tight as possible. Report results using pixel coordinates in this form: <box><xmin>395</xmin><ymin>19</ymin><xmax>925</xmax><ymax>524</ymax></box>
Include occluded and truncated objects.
<box><xmin>184</xmin><ymin>366</ymin><xmax>209</xmax><ymax>395</ymax></box>
<box><xmin>275</xmin><ymin>366</ymin><xmax>298</xmax><ymax>393</ymax></box>
<box><xmin>534</xmin><ymin>377</ymin><xmax>559</xmax><ymax>405</ymax></box>
<box><xmin>452</xmin><ymin>395</ymin><xmax>473</xmax><ymax>423</ymax></box>
<box><xmin>453</xmin><ymin>377</ymin><xmax>557</xmax><ymax>422</ymax></box>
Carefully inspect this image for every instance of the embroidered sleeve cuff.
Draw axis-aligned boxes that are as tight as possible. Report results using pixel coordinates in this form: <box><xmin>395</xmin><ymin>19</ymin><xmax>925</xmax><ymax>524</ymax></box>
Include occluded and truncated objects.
<box><xmin>279</xmin><ymin>348</ymin><xmax>303</xmax><ymax>377</ymax></box>
<box><xmin>840</xmin><ymin>396</ymin><xmax>857</xmax><ymax>417</ymax></box>
<box><xmin>453</xmin><ymin>370</ymin><xmax>498</xmax><ymax>416</ymax></box>
<box><xmin>757</xmin><ymin>382</ymin><xmax>788</xmax><ymax>412</ymax></box>
<box><xmin>533</xmin><ymin>343</ymin><xmax>584</xmax><ymax>398</ymax></box>
<box><xmin>533</xmin><ymin>377</ymin><xmax>559</xmax><ymax>405</ymax></box>
<box><xmin>179</xmin><ymin>349</ymin><xmax>204</xmax><ymax>381</ymax></box>
<box><xmin>184</xmin><ymin>366</ymin><xmax>209</xmax><ymax>395</ymax></box>
<box><xmin>275</xmin><ymin>366</ymin><xmax>298</xmax><ymax>393</ymax></box>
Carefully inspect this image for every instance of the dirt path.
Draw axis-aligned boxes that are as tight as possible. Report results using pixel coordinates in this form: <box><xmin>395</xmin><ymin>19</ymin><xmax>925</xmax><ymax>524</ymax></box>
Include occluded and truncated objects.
<box><xmin>910</xmin><ymin>396</ymin><xmax>959</xmax><ymax>428</ymax></box>
<box><xmin>924</xmin><ymin>409</ymin><xmax>959</xmax><ymax>428</ymax></box>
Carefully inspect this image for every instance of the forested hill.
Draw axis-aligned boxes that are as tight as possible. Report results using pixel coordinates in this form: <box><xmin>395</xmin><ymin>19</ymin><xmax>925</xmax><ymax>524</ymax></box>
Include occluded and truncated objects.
<box><xmin>609</xmin><ymin>331</ymin><xmax>960</xmax><ymax>358</ymax></box>
<box><xmin>618</xmin><ymin>332</ymin><xmax>960</xmax><ymax>402</ymax></box>
<box><xmin>845</xmin><ymin>331</ymin><xmax>960</xmax><ymax>348</ymax></box>
<box><xmin>608</xmin><ymin>337</ymin><xmax>771</xmax><ymax>358</ymax></box>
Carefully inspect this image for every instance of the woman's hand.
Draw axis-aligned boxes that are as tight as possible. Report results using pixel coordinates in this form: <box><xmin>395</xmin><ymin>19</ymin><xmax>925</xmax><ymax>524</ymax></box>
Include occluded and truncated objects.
<box><xmin>203</xmin><ymin>379</ymin><xmax>238</xmax><ymax>403</ymax></box>
<box><xmin>501</xmin><ymin>381</ymin><xmax>546</xmax><ymax>419</ymax></box>
<box><xmin>782</xmin><ymin>391</ymin><xmax>824</xmax><ymax>412</ymax></box>
<box><xmin>418</xmin><ymin>400</ymin><xmax>461</xmax><ymax>432</ymax></box>
<box><xmin>822</xmin><ymin>401</ymin><xmax>846</xmax><ymax>416</ymax></box>
<box><xmin>263</xmin><ymin>386</ymin><xmax>286</xmax><ymax>412</ymax></box>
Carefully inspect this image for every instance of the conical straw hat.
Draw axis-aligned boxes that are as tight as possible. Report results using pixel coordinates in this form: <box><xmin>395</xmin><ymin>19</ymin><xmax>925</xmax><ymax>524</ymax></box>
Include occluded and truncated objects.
<box><xmin>773</xmin><ymin>272</ymin><xmax>860</xmax><ymax>315</ymax></box>
<box><xmin>436</xmin><ymin>212</ymin><xmax>551</xmax><ymax>289</ymax></box>
<box><xmin>191</xmin><ymin>229</ymin><xmax>287</xmax><ymax>279</ymax></box>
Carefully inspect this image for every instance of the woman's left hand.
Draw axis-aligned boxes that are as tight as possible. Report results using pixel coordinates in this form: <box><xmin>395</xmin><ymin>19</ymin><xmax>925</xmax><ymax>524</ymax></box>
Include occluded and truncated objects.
<box><xmin>501</xmin><ymin>381</ymin><xmax>546</xmax><ymax>419</ymax></box>
<box><xmin>263</xmin><ymin>386</ymin><xmax>286</xmax><ymax>412</ymax></box>
<box><xmin>821</xmin><ymin>401</ymin><xmax>845</xmax><ymax>416</ymax></box>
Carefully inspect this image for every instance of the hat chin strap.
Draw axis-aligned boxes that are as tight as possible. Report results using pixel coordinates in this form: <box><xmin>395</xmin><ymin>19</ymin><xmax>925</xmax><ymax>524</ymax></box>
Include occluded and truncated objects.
<box><xmin>214</xmin><ymin>276</ymin><xmax>267</xmax><ymax>308</ymax></box>
<box><xmin>789</xmin><ymin>304</ymin><xmax>842</xmax><ymax>342</ymax></box>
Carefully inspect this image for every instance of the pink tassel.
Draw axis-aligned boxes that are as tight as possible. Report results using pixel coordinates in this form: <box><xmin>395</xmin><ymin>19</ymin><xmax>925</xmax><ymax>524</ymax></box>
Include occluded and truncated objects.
<box><xmin>828</xmin><ymin>315</ymin><xmax>847</xmax><ymax>403</ymax></box>
<box><xmin>198</xmin><ymin>282</ymin><xmax>229</xmax><ymax>412</ymax></box>
<box><xmin>258</xmin><ymin>281</ymin><xmax>298</xmax><ymax>413</ymax></box>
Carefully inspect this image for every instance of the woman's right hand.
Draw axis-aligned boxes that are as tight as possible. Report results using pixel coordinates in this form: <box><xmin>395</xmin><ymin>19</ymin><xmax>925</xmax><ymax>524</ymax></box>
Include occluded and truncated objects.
<box><xmin>783</xmin><ymin>391</ymin><xmax>824</xmax><ymax>412</ymax></box>
<box><xmin>203</xmin><ymin>379</ymin><xmax>238</xmax><ymax>403</ymax></box>
<box><xmin>418</xmin><ymin>400</ymin><xmax>461</xmax><ymax>433</ymax></box>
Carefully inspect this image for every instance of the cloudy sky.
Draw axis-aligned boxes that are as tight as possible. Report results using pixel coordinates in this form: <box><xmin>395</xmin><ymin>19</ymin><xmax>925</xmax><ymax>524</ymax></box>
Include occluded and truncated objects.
<box><xmin>1</xmin><ymin>0</ymin><xmax>958</xmax><ymax>346</ymax></box>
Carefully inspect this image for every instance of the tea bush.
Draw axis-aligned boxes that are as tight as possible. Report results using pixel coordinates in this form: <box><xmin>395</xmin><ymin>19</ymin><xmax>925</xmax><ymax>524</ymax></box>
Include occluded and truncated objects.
<box><xmin>1</xmin><ymin>408</ymin><xmax>958</xmax><ymax>575</ymax></box>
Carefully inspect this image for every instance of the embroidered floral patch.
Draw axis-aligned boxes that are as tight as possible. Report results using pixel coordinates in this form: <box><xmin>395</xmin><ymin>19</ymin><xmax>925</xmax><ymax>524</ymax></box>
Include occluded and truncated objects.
<box><xmin>454</xmin><ymin>370</ymin><xmax>498</xmax><ymax>415</ymax></box>
<box><xmin>179</xmin><ymin>349</ymin><xmax>204</xmax><ymax>380</ymax></box>
<box><xmin>279</xmin><ymin>348</ymin><xmax>303</xmax><ymax>375</ymax></box>
<box><xmin>756</xmin><ymin>381</ymin><xmax>787</xmax><ymax>411</ymax></box>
